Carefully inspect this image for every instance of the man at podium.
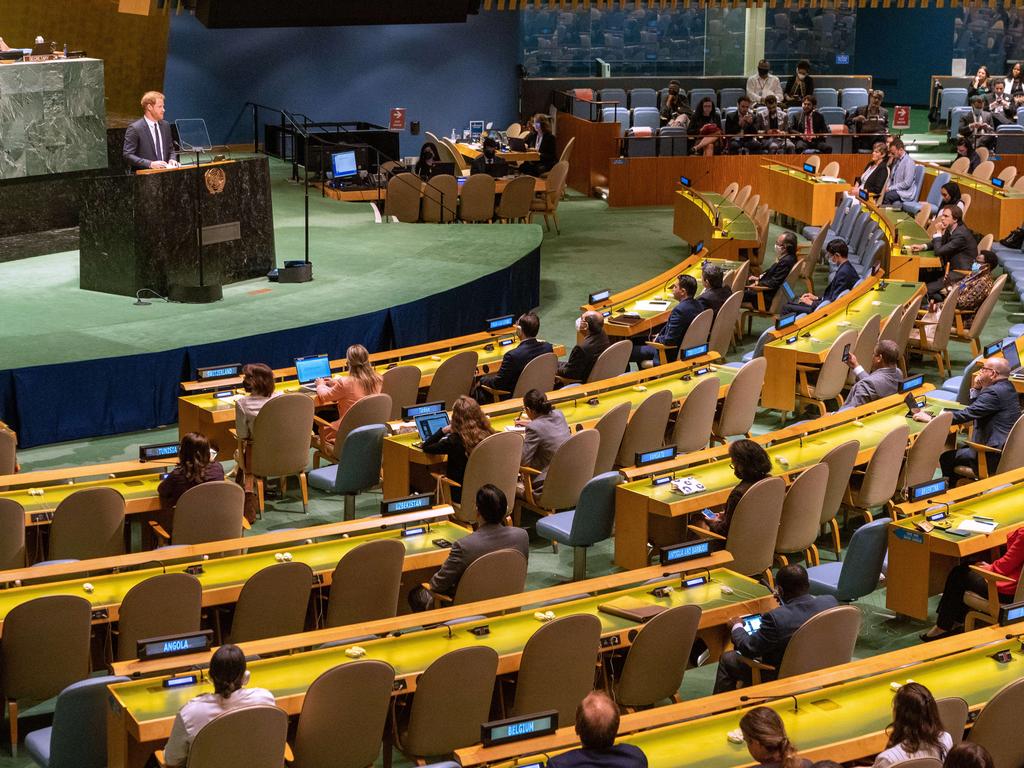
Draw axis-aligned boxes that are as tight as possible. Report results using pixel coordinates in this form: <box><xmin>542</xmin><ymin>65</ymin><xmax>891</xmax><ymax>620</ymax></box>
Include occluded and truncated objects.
<box><xmin>123</xmin><ymin>90</ymin><xmax>178</xmax><ymax>171</ymax></box>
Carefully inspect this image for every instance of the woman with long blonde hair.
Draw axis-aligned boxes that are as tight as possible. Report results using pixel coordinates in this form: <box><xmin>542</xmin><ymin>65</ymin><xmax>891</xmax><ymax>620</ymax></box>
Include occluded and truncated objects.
<box><xmin>315</xmin><ymin>344</ymin><xmax>383</xmax><ymax>453</ymax></box>
<box><xmin>423</xmin><ymin>395</ymin><xmax>495</xmax><ymax>502</ymax></box>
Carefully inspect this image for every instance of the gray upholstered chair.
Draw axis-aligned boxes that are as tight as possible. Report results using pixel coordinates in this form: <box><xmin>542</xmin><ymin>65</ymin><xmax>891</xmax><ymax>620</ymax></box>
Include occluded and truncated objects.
<box><xmin>382</xmin><ymin>365</ymin><xmax>423</xmax><ymax>420</ymax></box>
<box><xmin>426</xmin><ymin>351</ymin><xmax>478</xmax><ymax>409</ymax></box>
<box><xmin>244</xmin><ymin>393</ymin><xmax>314</xmax><ymax>513</ymax></box>
<box><xmin>669</xmin><ymin>375</ymin><xmax>719</xmax><ymax>454</ymax></box>
<box><xmin>151</xmin><ymin>481</ymin><xmax>245</xmax><ymax>547</ymax></box>
<box><xmin>615</xmin><ymin>604</ymin><xmax>702</xmax><ymax>709</ymax></box>
<box><xmin>775</xmin><ymin>463</ymin><xmax>829</xmax><ymax>567</ymax></box>
<box><xmin>437</xmin><ymin>430</ymin><xmax>523</xmax><ymax>524</ymax></box>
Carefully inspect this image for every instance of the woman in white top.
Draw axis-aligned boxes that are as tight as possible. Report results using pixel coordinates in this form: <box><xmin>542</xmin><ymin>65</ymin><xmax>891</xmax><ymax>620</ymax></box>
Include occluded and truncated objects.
<box><xmin>163</xmin><ymin>644</ymin><xmax>275</xmax><ymax>767</ymax></box>
<box><xmin>234</xmin><ymin>363</ymin><xmax>277</xmax><ymax>440</ymax></box>
<box><xmin>873</xmin><ymin>683</ymin><xmax>953</xmax><ymax>768</ymax></box>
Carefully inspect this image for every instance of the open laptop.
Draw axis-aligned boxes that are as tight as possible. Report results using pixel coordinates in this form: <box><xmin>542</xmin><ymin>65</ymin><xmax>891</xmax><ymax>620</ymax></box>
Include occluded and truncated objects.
<box><xmin>1004</xmin><ymin>340</ymin><xmax>1022</xmax><ymax>376</ymax></box>
<box><xmin>414</xmin><ymin>410</ymin><xmax>450</xmax><ymax>443</ymax></box>
<box><xmin>508</xmin><ymin>136</ymin><xmax>528</xmax><ymax>152</ymax></box>
<box><xmin>294</xmin><ymin>354</ymin><xmax>331</xmax><ymax>394</ymax></box>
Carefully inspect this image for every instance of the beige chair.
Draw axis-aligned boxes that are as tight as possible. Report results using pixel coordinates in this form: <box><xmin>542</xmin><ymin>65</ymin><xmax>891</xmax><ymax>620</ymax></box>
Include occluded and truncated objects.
<box><xmin>1013</xmin><ymin>175</ymin><xmax>1024</xmax><ymax>193</ymax></box>
<box><xmin>722</xmin><ymin>181</ymin><xmax>739</xmax><ymax>201</ymax></box>
<box><xmin>909</xmin><ymin>284</ymin><xmax>962</xmax><ymax>377</ymax></box>
<box><xmin>292</xmin><ymin>660</ymin><xmax>395</xmax><ymax>768</ymax></box>
<box><xmin>437</xmin><ymin>430</ymin><xmax>524</xmax><ymax>524</ymax></box>
<box><xmin>506</xmin><ymin>122</ymin><xmax>524</xmax><ymax>139</ymax></box>
<box><xmin>712</xmin><ymin>357</ymin><xmax>766</xmax><ymax>443</ymax></box>
<box><xmin>967</xmin><ymin>677</ymin><xmax>1024</xmax><ymax>768</ymax></box>
<box><xmin>692</xmin><ymin>476</ymin><xmax>785</xmax><ymax>585</ymax></box>
<box><xmin>426</xmin><ymin>548</ymin><xmax>528</xmax><ymax>608</ymax></box>
<box><xmin>440</xmin><ymin>138</ymin><xmax>470</xmax><ymax>176</ymax></box>
<box><xmin>530</xmin><ymin>161</ymin><xmax>568</xmax><ymax>233</ymax></box>
<box><xmin>963</xmin><ymin>564</ymin><xmax>1024</xmax><ymax>631</ymax></box>
<box><xmin>896</xmin><ymin>760</ymin><xmax>941</xmax><ymax>768</ymax></box>
<box><xmin>0</xmin><ymin>499</ymin><xmax>26</xmax><ymax>570</ymax></box>
<box><xmin>775</xmin><ymin>463</ymin><xmax>829</xmax><ymax>567</ymax></box>
<box><xmin>995</xmin><ymin>165</ymin><xmax>1015</xmax><ymax>190</ymax></box>
<box><xmin>325</xmin><ymin>539</ymin><xmax>405</xmax><ymax>628</ymax></box>
<box><xmin>426</xmin><ymin>350</ymin><xmax>478</xmax><ymax>409</ymax></box>
<box><xmin>898</xmin><ymin>411</ymin><xmax>953</xmax><ymax>497</ymax></box>
<box><xmin>950</xmin><ymin>156</ymin><xmax>971</xmax><ymax>174</ymax></box>
<box><xmin>725</xmin><ymin>260</ymin><xmax>751</xmax><ymax>294</ymax></box>
<box><xmin>151</xmin><ymin>481</ymin><xmax>245</xmax><ymax>547</ymax></box>
<box><xmin>795</xmin><ymin>329</ymin><xmax>859</xmax><ymax>416</ymax></box>
<box><xmin>805</xmin><ymin>154</ymin><xmax>822</xmax><ymax>174</ymax></box>
<box><xmin>957</xmin><ymin>412</ymin><xmax>1024</xmax><ymax>481</ymax></box>
<box><xmin>495</xmin><ymin>175</ymin><xmax>536</xmax><ymax>223</ymax></box>
<box><xmin>679</xmin><ymin>308</ymin><xmax>714</xmax><ymax>351</ymax></box>
<box><xmin>892</xmin><ymin>294</ymin><xmax>925</xmax><ymax>362</ymax></box>
<box><xmin>743</xmin><ymin>259</ymin><xmax>803</xmax><ymax>334</ymax></box>
<box><xmin>593</xmin><ymin>402</ymin><xmax>630</xmax><ymax>475</ymax></box>
<box><xmin>185</xmin><ymin>705</ymin><xmax>288</xmax><ymax>768</ymax></box>
<box><xmin>459</xmin><ymin>173</ymin><xmax>496</xmax><ymax>223</ymax></box>
<box><xmin>49</xmin><ymin>486</ymin><xmax>126</xmax><ymax>561</ymax></box>
<box><xmin>558</xmin><ymin>136</ymin><xmax>575</xmax><ymax>165</ymax></box>
<box><xmin>845</xmin><ymin>424</ymin><xmax>909</xmax><ymax>523</ymax></box>
<box><xmin>846</xmin><ymin>314</ymin><xmax>881</xmax><ymax>387</ymax></box>
<box><xmin>971</xmin><ymin>159</ymin><xmax>995</xmax><ymax>181</ymax></box>
<box><xmin>952</xmin><ymin>274</ymin><xmax>1007</xmax><ymax>359</ymax></box>
<box><xmin>384</xmin><ymin>174</ymin><xmax>422</xmax><ymax>223</ymax></box>
<box><xmin>819</xmin><ymin>440</ymin><xmax>860</xmax><ymax>558</ymax></box>
<box><xmin>584</xmin><ymin>339</ymin><xmax>631</xmax><ymax>384</ymax></box>
<box><xmin>615</xmin><ymin>604</ymin><xmax>702</xmax><ymax>709</ymax></box>
<box><xmin>244</xmin><ymin>393</ymin><xmax>314</xmax><ymax>512</ymax></box>
<box><xmin>314</xmin><ymin>392</ymin><xmax>393</xmax><ymax>466</ymax></box>
<box><xmin>975</xmin><ymin>146</ymin><xmax>990</xmax><ymax>163</ymax></box>
<box><xmin>821</xmin><ymin>160</ymin><xmax>840</xmax><ymax>178</ymax></box>
<box><xmin>480</xmin><ymin>352</ymin><xmax>557</xmax><ymax>401</ymax></box>
<box><xmin>960</xmin><ymin>192</ymin><xmax>972</xmax><ymax>215</ymax></box>
<box><xmin>509</xmin><ymin>614</ymin><xmax>601</xmax><ymax>721</ymax></box>
<box><xmin>708</xmin><ymin>291</ymin><xmax>743</xmax><ymax>357</ymax></box>
<box><xmin>914</xmin><ymin>204</ymin><xmax>932</xmax><ymax>228</ymax></box>
<box><xmin>382</xmin><ymin>365</ymin><xmax>423</xmax><ymax>420</ymax></box>
<box><xmin>115</xmin><ymin>573</ymin><xmax>202</xmax><ymax>661</ymax></box>
<box><xmin>394</xmin><ymin>646</ymin><xmax>498</xmax><ymax>761</ymax></box>
<box><xmin>936</xmin><ymin>696</ymin><xmax>970</xmax><ymax>746</ymax></box>
<box><xmin>518</xmin><ymin>428</ymin><xmax>600</xmax><ymax>524</ymax></box>
<box><xmin>876</xmin><ymin>304</ymin><xmax>905</xmax><ymax>352</ymax></box>
<box><xmin>737</xmin><ymin>605</ymin><xmax>861</xmax><ymax>684</ymax></box>
<box><xmin>977</xmin><ymin>233</ymin><xmax>994</xmax><ymax>252</ymax></box>
<box><xmin>0</xmin><ymin>428</ymin><xmax>15</xmax><ymax>476</ymax></box>
<box><xmin>421</xmin><ymin>174</ymin><xmax>458</xmax><ymax>223</ymax></box>
<box><xmin>733</xmin><ymin>184</ymin><xmax>752</xmax><ymax>209</ymax></box>
<box><xmin>616</xmin><ymin>389</ymin><xmax>672</xmax><ymax>467</ymax></box>
<box><xmin>669</xmin><ymin>375</ymin><xmax>720</xmax><ymax>454</ymax></box>
<box><xmin>742</xmin><ymin>193</ymin><xmax>761</xmax><ymax>219</ymax></box>
<box><xmin>2</xmin><ymin>596</ymin><xmax>91</xmax><ymax>756</ymax></box>
<box><xmin>228</xmin><ymin>561</ymin><xmax>312</xmax><ymax>643</ymax></box>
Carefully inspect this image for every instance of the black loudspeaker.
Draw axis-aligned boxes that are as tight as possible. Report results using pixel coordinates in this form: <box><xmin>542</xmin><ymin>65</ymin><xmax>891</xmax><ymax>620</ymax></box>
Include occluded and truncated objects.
<box><xmin>410</xmin><ymin>121</ymin><xmax>420</xmax><ymax>136</ymax></box>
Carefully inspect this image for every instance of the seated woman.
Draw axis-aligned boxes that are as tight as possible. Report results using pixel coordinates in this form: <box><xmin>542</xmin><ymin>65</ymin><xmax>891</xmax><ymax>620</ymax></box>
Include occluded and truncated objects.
<box><xmin>423</xmin><ymin>395</ymin><xmax>495</xmax><ymax>503</ymax></box>
<box><xmin>521</xmin><ymin>114</ymin><xmax>557</xmax><ymax>176</ymax></box>
<box><xmin>414</xmin><ymin>142</ymin><xmax>441</xmax><ymax>179</ymax></box>
<box><xmin>933</xmin><ymin>181</ymin><xmax>965</xmax><ymax>223</ymax></box>
<box><xmin>873</xmin><ymin>683</ymin><xmax>952</xmax><ymax>766</ymax></box>
<box><xmin>944</xmin><ymin>743</ymin><xmax>995</xmax><ymax>768</ymax></box>
<box><xmin>156</xmin><ymin>432</ymin><xmax>225</xmax><ymax>531</ymax></box>
<box><xmin>851</xmin><ymin>142</ymin><xmax>890</xmax><ymax>201</ymax></box>
<box><xmin>922</xmin><ymin>525</ymin><xmax>1023</xmax><ymax>641</ymax></box>
<box><xmin>234</xmin><ymin>362</ymin><xmax>276</xmax><ymax>441</ymax></box>
<box><xmin>162</xmin><ymin>644</ymin><xmax>275</xmax><ymax>767</ymax></box>
<box><xmin>954</xmin><ymin>137</ymin><xmax>982</xmax><ymax>174</ymax></box>
<box><xmin>704</xmin><ymin>439</ymin><xmax>772</xmax><ymax>537</ymax></box>
<box><xmin>740</xmin><ymin>707</ymin><xmax>812</xmax><ymax>768</ymax></box>
<box><xmin>518</xmin><ymin>389</ymin><xmax>571</xmax><ymax>495</ymax></box>
<box><xmin>314</xmin><ymin>344</ymin><xmax>383</xmax><ymax>458</ymax></box>
<box><xmin>689</xmin><ymin>97</ymin><xmax>724</xmax><ymax>157</ymax></box>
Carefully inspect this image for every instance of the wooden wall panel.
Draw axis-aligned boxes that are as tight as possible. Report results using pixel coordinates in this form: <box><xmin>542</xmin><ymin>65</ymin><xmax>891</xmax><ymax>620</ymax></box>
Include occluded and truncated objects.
<box><xmin>556</xmin><ymin>112</ymin><xmax>621</xmax><ymax>195</ymax></box>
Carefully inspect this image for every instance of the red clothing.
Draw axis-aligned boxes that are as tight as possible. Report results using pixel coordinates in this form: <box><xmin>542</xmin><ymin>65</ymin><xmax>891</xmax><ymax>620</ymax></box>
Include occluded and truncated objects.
<box><xmin>988</xmin><ymin>527</ymin><xmax>1024</xmax><ymax>597</ymax></box>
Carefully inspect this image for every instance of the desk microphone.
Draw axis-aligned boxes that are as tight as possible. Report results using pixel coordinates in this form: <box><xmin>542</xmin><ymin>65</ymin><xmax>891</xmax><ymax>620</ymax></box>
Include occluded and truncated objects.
<box><xmin>740</xmin><ymin>693</ymin><xmax>799</xmax><ymax>712</ymax></box>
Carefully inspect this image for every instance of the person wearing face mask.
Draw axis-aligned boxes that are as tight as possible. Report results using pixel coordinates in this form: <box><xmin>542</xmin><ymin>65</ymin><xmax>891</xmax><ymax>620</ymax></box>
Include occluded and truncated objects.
<box><xmin>789</xmin><ymin>95</ymin><xmax>829</xmax><ymax>154</ymax></box>
<box><xmin>557</xmin><ymin>311</ymin><xmax>611</xmax><ymax>383</ymax></box>
<box><xmin>469</xmin><ymin>136</ymin><xmax>510</xmax><ymax>177</ymax></box>
<box><xmin>782</xmin><ymin>239</ymin><xmax>857</xmax><ymax>315</ymax></box>
<box><xmin>782</xmin><ymin>60</ymin><xmax>815</xmax><ymax>107</ymax></box>
<box><xmin>744</xmin><ymin>232</ymin><xmax>798</xmax><ymax>307</ymax></box>
<box><xmin>846</xmin><ymin>89</ymin><xmax>889</xmax><ymax>152</ymax></box>
<box><xmin>628</xmin><ymin>273</ymin><xmax>702</xmax><ymax>368</ymax></box>
<box><xmin>909</xmin><ymin>206</ymin><xmax>977</xmax><ymax>302</ymax></box>
<box><xmin>521</xmin><ymin>113</ymin><xmax>557</xmax><ymax>177</ymax></box>
<box><xmin>747</xmin><ymin>59</ymin><xmax>783</xmax><ymax>105</ymax></box>
<box><xmin>937</xmin><ymin>249</ymin><xmax>998</xmax><ymax>320</ymax></box>
<box><xmin>958</xmin><ymin>94</ymin><xmax>995</xmax><ymax>150</ymax></box>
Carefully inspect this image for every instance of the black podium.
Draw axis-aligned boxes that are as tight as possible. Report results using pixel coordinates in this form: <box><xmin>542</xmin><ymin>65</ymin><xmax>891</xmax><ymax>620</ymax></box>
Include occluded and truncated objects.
<box><xmin>79</xmin><ymin>157</ymin><xmax>275</xmax><ymax>298</ymax></box>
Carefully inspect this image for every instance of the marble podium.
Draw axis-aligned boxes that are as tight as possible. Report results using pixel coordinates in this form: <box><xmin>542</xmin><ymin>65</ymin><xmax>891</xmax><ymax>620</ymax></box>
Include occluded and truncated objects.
<box><xmin>0</xmin><ymin>58</ymin><xmax>107</xmax><ymax>180</ymax></box>
<box><xmin>78</xmin><ymin>157</ymin><xmax>276</xmax><ymax>298</ymax></box>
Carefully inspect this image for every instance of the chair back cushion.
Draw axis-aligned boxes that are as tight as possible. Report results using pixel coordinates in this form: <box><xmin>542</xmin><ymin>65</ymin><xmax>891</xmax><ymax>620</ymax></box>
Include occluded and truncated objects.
<box><xmin>512</xmin><ymin>614</ymin><xmax>601</xmax><ymax>721</ymax></box>
<box><xmin>326</xmin><ymin>539</ymin><xmax>405</xmax><ymax>627</ymax></box>
<box><xmin>188</xmin><ymin>705</ymin><xmax>288</xmax><ymax>768</ymax></box>
<box><xmin>778</xmin><ymin>605</ymin><xmax>861</xmax><ymax>678</ymax></box>
<box><xmin>617</xmin><ymin>604</ymin><xmax>701</xmax><ymax>707</ymax></box>
<box><xmin>250</xmin><ymin>394</ymin><xmax>314</xmax><ymax>479</ymax></box>
<box><xmin>230</xmin><ymin>561</ymin><xmax>312</xmax><ymax>643</ymax></box>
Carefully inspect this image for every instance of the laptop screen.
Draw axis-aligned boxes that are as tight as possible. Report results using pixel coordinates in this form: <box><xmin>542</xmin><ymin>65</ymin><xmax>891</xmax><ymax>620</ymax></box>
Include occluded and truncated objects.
<box><xmin>294</xmin><ymin>355</ymin><xmax>331</xmax><ymax>384</ymax></box>
<box><xmin>415</xmin><ymin>411</ymin><xmax>450</xmax><ymax>441</ymax></box>
<box><xmin>331</xmin><ymin>151</ymin><xmax>358</xmax><ymax>178</ymax></box>
<box><xmin>1004</xmin><ymin>341</ymin><xmax>1021</xmax><ymax>372</ymax></box>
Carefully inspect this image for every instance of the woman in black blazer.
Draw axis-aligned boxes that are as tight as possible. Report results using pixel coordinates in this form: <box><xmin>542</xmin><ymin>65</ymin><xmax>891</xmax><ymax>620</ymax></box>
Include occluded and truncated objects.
<box><xmin>422</xmin><ymin>396</ymin><xmax>495</xmax><ymax>503</ymax></box>
<box><xmin>853</xmin><ymin>141</ymin><xmax>890</xmax><ymax>200</ymax></box>
<box><xmin>522</xmin><ymin>113</ymin><xmax>558</xmax><ymax>176</ymax></box>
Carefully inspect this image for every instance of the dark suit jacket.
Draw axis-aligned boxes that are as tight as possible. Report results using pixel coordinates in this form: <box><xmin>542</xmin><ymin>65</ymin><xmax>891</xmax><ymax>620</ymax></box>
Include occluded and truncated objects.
<box><xmin>123</xmin><ymin>117</ymin><xmax>174</xmax><ymax>171</ymax></box>
<box><xmin>953</xmin><ymin>379</ymin><xmax>1022</xmax><ymax>449</ymax></box>
<box><xmin>929</xmin><ymin>225</ymin><xmax>978</xmax><ymax>275</ymax></box>
<box><xmin>822</xmin><ymin>260</ymin><xmax>859</xmax><ymax>303</ymax></box>
<box><xmin>548</xmin><ymin>744</ymin><xmax>648</xmax><ymax>768</ymax></box>
<box><xmin>558</xmin><ymin>331</ymin><xmax>611</xmax><ymax>382</ymax></box>
<box><xmin>757</xmin><ymin>253</ymin><xmax>797</xmax><ymax>294</ymax></box>
<box><xmin>698</xmin><ymin>286</ymin><xmax>733</xmax><ymax>315</ymax></box>
<box><xmin>724</xmin><ymin>110</ymin><xmax>759</xmax><ymax>136</ymax></box>
<box><xmin>858</xmin><ymin>161</ymin><xmax>890</xmax><ymax>195</ymax></box>
<box><xmin>428</xmin><ymin>522</ymin><xmax>530</xmax><ymax>596</ymax></box>
<box><xmin>421</xmin><ymin>430</ymin><xmax>469</xmax><ymax>502</ymax></box>
<box><xmin>526</xmin><ymin>131</ymin><xmax>558</xmax><ymax>171</ymax></box>
<box><xmin>731</xmin><ymin>593</ymin><xmax>839</xmax><ymax>669</ymax></box>
<box><xmin>488</xmin><ymin>337</ymin><xmax>555</xmax><ymax>394</ymax></box>
<box><xmin>789</xmin><ymin>110</ymin><xmax>828</xmax><ymax>136</ymax></box>
<box><xmin>654</xmin><ymin>298</ymin><xmax>703</xmax><ymax>356</ymax></box>
<box><xmin>470</xmin><ymin>154</ymin><xmax>510</xmax><ymax>177</ymax></box>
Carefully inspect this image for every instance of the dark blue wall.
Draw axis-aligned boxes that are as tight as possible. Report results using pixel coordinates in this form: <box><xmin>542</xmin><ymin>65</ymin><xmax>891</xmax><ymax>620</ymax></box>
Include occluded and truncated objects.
<box><xmin>163</xmin><ymin>11</ymin><xmax>522</xmax><ymax>155</ymax></box>
<box><xmin>854</xmin><ymin>8</ymin><xmax>957</xmax><ymax>106</ymax></box>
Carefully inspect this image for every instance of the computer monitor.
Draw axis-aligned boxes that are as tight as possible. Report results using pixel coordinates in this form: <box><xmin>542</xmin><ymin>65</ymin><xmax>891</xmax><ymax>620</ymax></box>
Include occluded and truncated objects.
<box><xmin>294</xmin><ymin>354</ymin><xmax>331</xmax><ymax>384</ymax></box>
<box><xmin>1004</xmin><ymin>340</ymin><xmax>1021</xmax><ymax>372</ymax></box>
<box><xmin>331</xmin><ymin>151</ymin><xmax>358</xmax><ymax>179</ymax></box>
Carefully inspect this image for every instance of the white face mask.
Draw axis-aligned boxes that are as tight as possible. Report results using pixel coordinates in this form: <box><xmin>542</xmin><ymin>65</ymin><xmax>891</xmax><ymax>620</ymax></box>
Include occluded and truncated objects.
<box><xmin>971</xmin><ymin>262</ymin><xmax>982</xmax><ymax>273</ymax></box>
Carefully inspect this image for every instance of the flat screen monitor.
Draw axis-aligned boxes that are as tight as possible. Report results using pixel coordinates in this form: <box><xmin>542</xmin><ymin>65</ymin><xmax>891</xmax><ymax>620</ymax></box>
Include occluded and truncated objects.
<box><xmin>1004</xmin><ymin>340</ymin><xmax>1021</xmax><ymax>372</ymax></box>
<box><xmin>775</xmin><ymin>313</ymin><xmax>798</xmax><ymax>331</ymax></box>
<box><xmin>294</xmin><ymin>354</ymin><xmax>331</xmax><ymax>384</ymax></box>
<box><xmin>331</xmin><ymin>151</ymin><xmax>358</xmax><ymax>178</ymax></box>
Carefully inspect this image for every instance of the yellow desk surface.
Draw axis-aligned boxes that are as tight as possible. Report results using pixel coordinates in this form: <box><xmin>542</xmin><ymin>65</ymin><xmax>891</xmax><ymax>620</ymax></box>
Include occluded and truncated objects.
<box><xmin>761</xmin><ymin>277</ymin><xmax>923</xmax><ymax>412</ymax></box>
<box><xmin>0</xmin><ymin>470</ymin><xmax>166</xmax><ymax>525</ymax></box>
<box><xmin>923</xmin><ymin>164</ymin><xmax>1024</xmax><ymax>239</ymax></box>
<box><xmin>762</xmin><ymin>163</ymin><xmax>852</xmax><ymax>225</ymax></box>
<box><xmin>455</xmin><ymin>142</ymin><xmax>541</xmax><ymax>164</ymax></box>
<box><xmin>613</xmin><ymin>390</ymin><xmax>960</xmax><ymax>569</ymax></box>
<box><xmin>106</xmin><ymin>567</ymin><xmax>772</xmax><ymax>764</ymax></box>
<box><xmin>887</xmin><ymin>465</ymin><xmax>1024</xmax><ymax>619</ymax></box>
<box><xmin>382</xmin><ymin>359</ymin><xmax>737</xmax><ymax>498</ymax></box>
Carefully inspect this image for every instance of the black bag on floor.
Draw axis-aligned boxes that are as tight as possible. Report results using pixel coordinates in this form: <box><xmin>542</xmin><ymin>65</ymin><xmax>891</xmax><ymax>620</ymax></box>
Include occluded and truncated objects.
<box><xmin>1000</xmin><ymin>226</ymin><xmax>1024</xmax><ymax>250</ymax></box>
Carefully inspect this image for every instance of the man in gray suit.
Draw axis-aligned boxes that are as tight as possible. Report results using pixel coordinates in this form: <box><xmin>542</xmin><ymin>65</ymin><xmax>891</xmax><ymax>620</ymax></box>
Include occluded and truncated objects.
<box><xmin>915</xmin><ymin>357</ymin><xmax>1022</xmax><ymax>480</ymax></box>
<box><xmin>408</xmin><ymin>484</ymin><xmax>529</xmax><ymax>612</ymax></box>
<box><xmin>838</xmin><ymin>340</ymin><xmax>903</xmax><ymax>411</ymax></box>
<box><xmin>714</xmin><ymin>565</ymin><xmax>838</xmax><ymax>692</ymax></box>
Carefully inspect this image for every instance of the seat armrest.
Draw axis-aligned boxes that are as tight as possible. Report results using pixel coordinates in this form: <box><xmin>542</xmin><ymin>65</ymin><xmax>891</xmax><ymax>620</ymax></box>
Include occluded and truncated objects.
<box><xmin>687</xmin><ymin>524</ymin><xmax>725</xmax><ymax>541</ymax></box>
<box><xmin>148</xmin><ymin>521</ymin><xmax>171</xmax><ymax>543</ymax></box>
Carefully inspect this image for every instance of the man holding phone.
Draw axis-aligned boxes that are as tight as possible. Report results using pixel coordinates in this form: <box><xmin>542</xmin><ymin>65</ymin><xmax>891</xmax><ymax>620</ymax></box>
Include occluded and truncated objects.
<box><xmin>838</xmin><ymin>340</ymin><xmax>903</xmax><ymax>411</ymax></box>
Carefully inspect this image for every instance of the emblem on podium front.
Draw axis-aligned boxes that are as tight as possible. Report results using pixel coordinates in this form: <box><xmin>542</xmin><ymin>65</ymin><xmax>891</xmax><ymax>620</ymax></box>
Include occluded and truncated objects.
<box><xmin>204</xmin><ymin>167</ymin><xmax>227</xmax><ymax>195</ymax></box>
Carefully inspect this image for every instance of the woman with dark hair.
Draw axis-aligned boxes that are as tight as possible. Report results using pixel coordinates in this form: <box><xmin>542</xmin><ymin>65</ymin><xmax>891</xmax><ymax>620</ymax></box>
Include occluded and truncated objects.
<box><xmin>162</xmin><ymin>644</ymin><xmax>275</xmax><ymax>767</ymax></box>
<box><xmin>944</xmin><ymin>743</ymin><xmax>995</xmax><ymax>768</ymax></box>
<box><xmin>873</xmin><ymin>683</ymin><xmax>952</xmax><ymax>766</ymax></box>
<box><xmin>1004</xmin><ymin>61</ymin><xmax>1024</xmax><ymax>97</ymax></box>
<box><xmin>740</xmin><ymin>707</ymin><xmax>812</xmax><ymax>768</ymax></box>
<box><xmin>706</xmin><ymin>439</ymin><xmax>772</xmax><ymax>537</ymax></box>
<box><xmin>314</xmin><ymin>344</ymin><xmax>383</xmax><ymax>457</ymax></box>
<box><xmin>414</xmin><ymin>142</ymin><xmax>440</xmax><ymax>179</ymax></box>
<box><xmin>783</xmin><ymin>60</ymin><xmax>816</xmax><ymax>107</ymax></box>
<box><xmin>234</xmin><ymin>363</ymin><xmax>276</xmax><ymax>440</ymax></box>
<box><xmin>423</xmin><ymin>395</ymin><xmax>495</xmax><ymax>503</ymax></box>
<box><xmin>518</xmin><ymin>389</ymin><xmax>571</xmax><ymax>494</ymax></box>
<box><xmin>522</xmin><ymin>113</ymin><xmax>557</xmax><ymax>176</ymax></box>
<box><xmin>157</xmin><ymin>431</ymin><xmax>225</xmax><ymax>511</ymax></box>
<box><xmin>936</xmin><ymin>181</ymin><xmax>964</xmax><ymax>217</ymax></box>
<box><xmin>954</xmin><ymin>138</ymin><xmax>982</xmax><ymax>173</ymax></box>
<box><xmin>689</xmin><ymin>97</ymin><xmax>723</xmax><ymax>156</ymax></box>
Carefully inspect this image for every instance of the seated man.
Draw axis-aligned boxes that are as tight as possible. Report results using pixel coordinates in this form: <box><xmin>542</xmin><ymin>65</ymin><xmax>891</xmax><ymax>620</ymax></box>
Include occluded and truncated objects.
<box><xmin>781</xmin><ymin>239</ymin><xmax>858</xmax><ymax>316</ymax></box>
<box><xmin>909</xmin><ymin>206</ymin><xmax>977</xmax><ymax>303</ymax></box>
<box><xmin>548</xmin><ymin>691</ymin><xmax>648</xmax><ymax>768</ymax></box>
<box><xmin>759</xmin><ymin>95</ymin><xmax>794</xmax><ymax>154</ymax></box>
<box><xmin>697</xmin><ymin>263</ymin><xmax>732</xmax><ymax>315</ymax></box>
<box><xmin>789</xmin><ymin>95</ymin><xmax>829</xmax><ymax>154</ymax></box>
<box><xmin>714</xmin><ymin>564</ymin><xmax>838</xmax><ymax>693</ymax></box>
<box><xmin>743</xmin><ymin>232</ymin><xmax>798</xmax><ymax>307</ymax></box>
<box><xmin>838</xmin><ymin>340</ymin><xmax>903</xmax><ymax>411</ymax></box>
<box><xmin>746</xmin><ymin>59</ymin><xmax>783</xmax><ymax>106</ymax></box>
<box><xmin>469</xmin><ymin>137</ymin><xmax>510</xmax><ymax>177</ymax></box>
<box><xmin>476</xmin><ymin>311</ymin><xmax>554</xmax><ymax>402</ymax></box>
<box><xmin>987</xmin><ymin>80</ymin><xmax>1015</xmax><ymax>126</ymax></box>
<box><xmin>914</xmin><ymin>357</ymin><xmax>1021</xmax><ymax>481</ymax></box>
<box><xmin>880</xmin><ymin>138</ymin><xmax>917</xmax><ymax>207</ymax></box>
<box><xmin>958</xmin><ymin>95</ymin><xmax>996</xmax><ymax>150</ymax></box>
<box><xmin>628</xmin><ymin>274</ymin><xmax>702</xmax><ymax>368</ymax></box>
<box><xmin>558</xmin><ymin>311</ymin><xmax>611</xmax><ymax>383</ymax></box>
<box><xmin>725</xmin><ymin>97</ymin><xmax>763</xmax><ymax>155</ymax></box>
<box><xmin>408</xmin><ymin>484</ymin><xmax>529</xmax><ymax>611</ymax></box>
<box><xmin>846</xmin><ymin>89</ymin><xmax>889</xmax><ymax>152</ymax></box>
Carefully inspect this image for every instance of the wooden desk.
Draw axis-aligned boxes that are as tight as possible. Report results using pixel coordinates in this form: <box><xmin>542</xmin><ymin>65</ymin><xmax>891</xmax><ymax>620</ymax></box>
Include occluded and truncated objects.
<box><xmin>887</xmin><ymin>466</ymin><xmax>1024</xmax><ymax>620</ymax></box>
<box><xmin>318</xmin><ymin>175</ymin><xmax>546</xmax><ymax>203</ymax></box>
<box><xmin>613</xmin><ymin>390</ymin><xmax>958</xmax><ymax>569</ymax></box>
<box><xmin>921</xmin><ymin>163</ymin><xmax>1024</xmax><ymax>239</ymax></box>
<box><xmin>454</xmin><ymin>142</ymin><xmax>540</xmax><ymax>164</ymax></box>
<box><xmin>761</xmin><ymin>162</ymin><xmax>851</xmax><ymax>225</ymax></box>
<box><xmin>672</xmin><ymin>189</ymin><xmax>760</xmax><ymax>263</ymax></box>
